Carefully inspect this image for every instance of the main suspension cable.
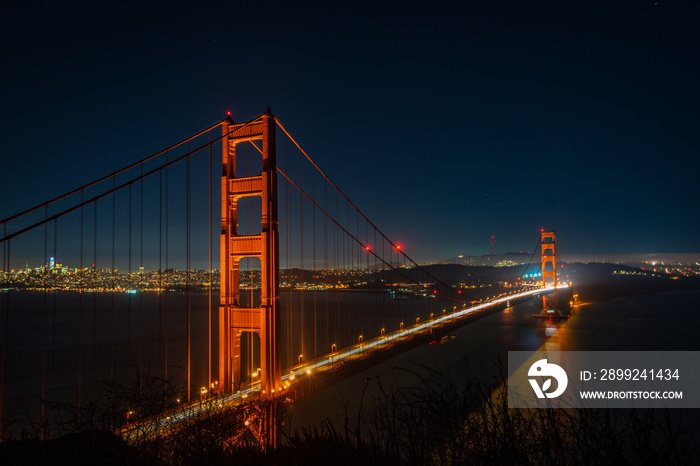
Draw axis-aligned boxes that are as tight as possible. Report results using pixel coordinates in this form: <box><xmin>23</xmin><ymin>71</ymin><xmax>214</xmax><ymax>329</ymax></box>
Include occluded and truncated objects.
<box><xmin>276</xmin><ymin>119</ymin><xmax>468</xmax><ymax>301</ymax></box>
<box><xmin>1</xmin><ymin>116</ymin><xmax>264</xmax><ymax>245</ymax></box>
<box><xmin>0</xmin><ymin>120</ymin><xmax>228</xmax><ymax>226</ymax></box>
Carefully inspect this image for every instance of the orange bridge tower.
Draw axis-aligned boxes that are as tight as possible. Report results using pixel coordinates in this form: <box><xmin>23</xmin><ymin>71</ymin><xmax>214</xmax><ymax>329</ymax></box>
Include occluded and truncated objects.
<box><xmin>540</xmin><ymin>230</ymin><xmax>558</xmax><ymax>315</ymax></box>
<box><xmin>219</xmin><ymin>111</ymin><xmax>282</xmax><ymax>399</ymax></box>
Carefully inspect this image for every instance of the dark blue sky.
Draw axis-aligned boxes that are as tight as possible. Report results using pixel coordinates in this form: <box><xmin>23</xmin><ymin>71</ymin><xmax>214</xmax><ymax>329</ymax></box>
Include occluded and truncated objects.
<box><xmin>1</xmin><ymin>1</ymin><xmax>698</xmax><ymax>264</ymax></box>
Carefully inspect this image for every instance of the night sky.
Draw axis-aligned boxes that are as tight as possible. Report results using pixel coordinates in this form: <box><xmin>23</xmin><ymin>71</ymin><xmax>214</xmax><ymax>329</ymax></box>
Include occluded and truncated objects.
<box><xmin>1</xmin><ymin>1</ymin><xmax>698</xmax><ymax>264</ymax></box>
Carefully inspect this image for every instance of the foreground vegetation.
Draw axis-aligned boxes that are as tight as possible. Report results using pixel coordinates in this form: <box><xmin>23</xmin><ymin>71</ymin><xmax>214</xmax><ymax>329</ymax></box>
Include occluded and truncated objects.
<box><xmin>2</xmin><ymin>365</ymin><xmax>698</xmax><ymax>465</ymax></box>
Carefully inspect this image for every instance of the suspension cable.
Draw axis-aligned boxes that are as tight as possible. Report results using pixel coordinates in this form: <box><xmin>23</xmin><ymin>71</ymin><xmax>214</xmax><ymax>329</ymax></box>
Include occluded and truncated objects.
<box><xmin>276</xmin><ymin>119</ymin><xmax>468</xmax><ymax>301</ymax></box>
<box><xmin>519</xmin><ymin>237</ymin><xmax>543</xmax><ymax>281</ymax></box>
<box><xmin>0</xmin><ymin>120</ymin><xmax>227</xmax><ymax>226</ymax></box>
<box><xmin>0</xmin><ymin>116</ymin><xmax>264</xmax><ymax>245</ymax></box>
<box><xmin>276</xmin><ymin>167</ymin><xmax>457</xmax><ymax>297</ymax></box>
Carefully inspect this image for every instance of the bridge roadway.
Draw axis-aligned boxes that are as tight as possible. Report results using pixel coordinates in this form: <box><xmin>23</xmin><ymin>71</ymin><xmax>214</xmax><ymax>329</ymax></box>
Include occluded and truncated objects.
<box><xmin>119</xmin><ymin>285</ymin><xmax>566</xmax><ymax>439</ymax></box>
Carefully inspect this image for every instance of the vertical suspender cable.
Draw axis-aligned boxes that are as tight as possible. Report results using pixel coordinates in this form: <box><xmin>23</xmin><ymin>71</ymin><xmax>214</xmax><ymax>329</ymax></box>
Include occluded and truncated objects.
<box><xmin>401</xmin><ymin>248</ymin><xmax>406</xmax><ymax>329</ymax></box>
<box><xmin>41</xmin><ymin>206</ymin><xmax>47</xmax><ymax>438</ymax></box>
<box><xmin>1</xmin><ymin>234</ymin><xmax>9</xmax><ymax>439</ymax></box>
<box><xmin>374</xmin><ymin>228</ymin><xmax>378</xmax><ymax>334</ymax></box>
<box><xmin>285</xmin><ymin>138</ymin><xmax>291</xmax><ymax>370</ymax></box>
<box><xmin>366</xmin><ymin>221</ymin><xmax>369</xmax><ymax>337</ymax></box>
<box><xmin>79</xmin><ymin>190</ymin><xmax>84</xmax><ymax>415</ymax></box>
<box><xmin>186</xmin><ymin>143</ymin><xmax>191</xmax><ymax>402</ymax></box>
<box><xmin>164</xmin><ymin>151</ymin><xmax>169</xmax><ymax>388</ymax></box>
<box><xmin>158</xmin><ymin>166</ymin><xmax>162</xmax><ymax>378</ymax></box>
<box><xmin>345</xmin><ymin>196</ymin><xmax>349</xmax><ymax>345</ymax></box>
<box><xmin>312</xmin><ymin>166</ymin><xmax>317</xmax><ymax>358</ymax></box>
<box><xmin>354</xmin><ymin>210</ymin><xmax>358</xmax><ymax>339</ymax></box>
<box><xmin>139</xmin><ymin>165</ymin><xmax>144</xmax><ymax>385</ymax></box>
<box><xmin>110</xmin><ymin>179</ymin><xmax>115</xmax><ymax>389</ymax></box>
<box><xmin>380</xmin><ymin>235</ymin><xmax>384</xmax><ymax>328</ymax></box>
<box><xmin>51</xmin><ymin>221</ymin><xmax>57</xmax><ymax>435</ymax></box>
<box><xmin>92</xmin><ymin>200</ymin><xmax>97</xmax><ymax>402</ymax></box>
<box><xmin>324</xmin><ymin>178</ymin><xmax>328</xmax><ymax>354</ymax></box>
<box><xmin>335</xmin><ymin>190</ymin><xmax>339</xmax><ymax>348</ymax></box>
<box><xmin>128</xmin><ymin>184</ymin><xmax>132</xmax><ymax>365</ymax></box>
<box><xmin>299</xmin><ymin>145</ymin><xmax>304</xmax><ymax>361</ymax></box>
<box><xmin>357</xmin><ymin>210</ymin><xmax>361</xmax><ymax>339</ymax></box>
<box><xmin>208</xmin><ymin>132</ymin><xmax>212</xmax><ymax>390</ymax></box>
<box><xmin>247</xmin><ymin>144</ymin><xmax>253</xmax><ymax>382</ymax></box>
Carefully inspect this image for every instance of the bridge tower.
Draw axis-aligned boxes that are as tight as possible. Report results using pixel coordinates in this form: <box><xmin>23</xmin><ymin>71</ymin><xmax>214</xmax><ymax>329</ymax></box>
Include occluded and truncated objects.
<box><xmin>540</xmin><ymin>230</ymin><xmax>558</xmax><ymax>314</ymax></box>
<box><xmin>219</xmin><ymin>111</ymin><xmax>282</xmax><ymax>402</ymax></box>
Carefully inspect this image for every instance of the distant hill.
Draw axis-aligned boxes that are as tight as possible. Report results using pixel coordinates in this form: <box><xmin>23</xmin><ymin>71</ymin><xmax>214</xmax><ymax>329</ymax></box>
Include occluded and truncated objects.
<box><xmin>418</xmin><ymin>263</ymin><xmax>525</xmax><ymax>286</ymax></box>
<box><xmin>429</xmin><ymin>252</ymin><xmax>534</xmax><ymax>267</ymax></box>
<box><xmin>430</xmin><ymin>252</ymin><xmax>700</xmax><ymax>268</ymax></box>
<box><xmin>561</xmin><ymin>252</ymin><xmax>700</xmax><ymax>267</ymax></box>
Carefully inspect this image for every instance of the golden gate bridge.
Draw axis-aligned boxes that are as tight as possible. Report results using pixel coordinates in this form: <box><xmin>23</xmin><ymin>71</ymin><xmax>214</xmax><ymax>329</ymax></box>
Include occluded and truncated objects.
<box><xmin>0</xmin><ymin>110</ymin><xmax>565</xmax><ymax>446</ymax></box>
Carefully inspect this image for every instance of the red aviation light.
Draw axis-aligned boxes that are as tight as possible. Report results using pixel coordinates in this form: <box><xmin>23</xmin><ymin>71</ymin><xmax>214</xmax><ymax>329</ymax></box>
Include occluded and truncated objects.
<box><xmin>365</xmin><ymin>245</ymin><xmax>371</xmax><ymax>251</ymax></box>
<box><xmin>395</xmin><ymin>244</ymin><xmax>402</xmax><ymax>251</ymax></box>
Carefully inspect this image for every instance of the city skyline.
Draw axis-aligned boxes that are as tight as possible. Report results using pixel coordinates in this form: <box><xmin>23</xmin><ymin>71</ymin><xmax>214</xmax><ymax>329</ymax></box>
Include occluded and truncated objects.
<box><xmin>6</xmin><ymin>249</ymin><xmax>700</xmax><ymax>275</ymax></box>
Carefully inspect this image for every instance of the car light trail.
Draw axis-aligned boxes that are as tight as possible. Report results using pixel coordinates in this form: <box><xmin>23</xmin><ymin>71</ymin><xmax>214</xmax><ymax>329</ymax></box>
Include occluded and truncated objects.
<box><xmin>119</xmin><ymin>285</ymin><xmax>564</xmax><ymax>439</ymax></box>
